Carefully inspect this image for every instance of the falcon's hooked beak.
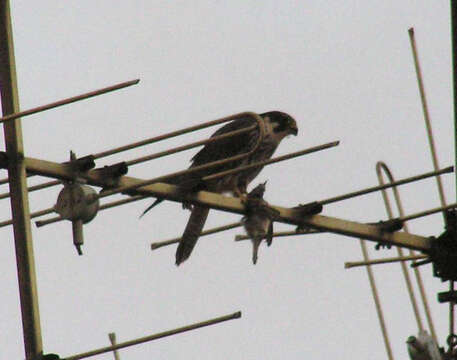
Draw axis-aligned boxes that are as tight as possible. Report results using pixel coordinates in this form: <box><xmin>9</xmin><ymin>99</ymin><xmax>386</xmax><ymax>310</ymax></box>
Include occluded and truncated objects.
<box><xmin>290</xmin><ymin>124</ymin><xmax>298</xmax><ymax>136</ymax></box>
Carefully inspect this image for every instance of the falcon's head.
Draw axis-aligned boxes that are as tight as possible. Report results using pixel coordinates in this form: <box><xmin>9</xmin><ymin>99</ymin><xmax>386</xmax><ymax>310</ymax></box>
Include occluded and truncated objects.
<box><xmin>260</xmin><ymin>111</ymin><xmax>298</xmax><ymax>138</ymax></box>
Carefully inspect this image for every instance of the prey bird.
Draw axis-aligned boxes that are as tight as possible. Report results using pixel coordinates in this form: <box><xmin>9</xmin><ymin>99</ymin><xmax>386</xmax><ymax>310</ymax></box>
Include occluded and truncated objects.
<box><xmin>142</xmin><ymin>111</ymin><xmax>298</xmax><ymax>265</ymax></box>
<box><xmin>406</xmin><ymin>330</ymin><xmax>442</xmax><ymax>360</ymax></box>
<box><xmin>240</xmin><ymin>182</ymin><xmax>279</xmax><ymax>264</ymax></box>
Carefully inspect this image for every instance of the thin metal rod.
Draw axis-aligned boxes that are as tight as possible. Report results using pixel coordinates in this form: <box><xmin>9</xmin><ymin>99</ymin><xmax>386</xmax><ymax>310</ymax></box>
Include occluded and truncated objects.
<box><xmin>151</xmin><ymin>224</ymin><xmax>323</xmax><ymax>251</ymax></box>
<box><xmin>151</xmin><ymin>222</ymin><xmax>243</xmax><ymax>250</ymax></box>
<box><xmin>63</xmin><ymin>311</ymin><xmax>242</xmax><ymax>360</ymax></box>
<box><xmin>360</xmin><ymin>239</ymin><xmax>394</xmax><ymax>360</ymax></box>
<box><xmin>126</xmin><ymin>125</ymin><xmax>256</xmax><ymax>166</ymax></box>
<box><xmin>23</xmin><ymin>154</ymin><xmax>431</xmax><ymax>250</ymax></box>
<box><xmin>399</xmin><ymin>202</ymin><xmax>457</xmax><ymax>222</ymax></box>
<box><xmin>377</xmin><ymin>162</ymin><xmax>424</xmax><ymax>332</ymax></box>
<box><xmin>0</xmin><ymin>2</ymin><xmax>43</xmax><ymax>359</ymax></box>
<box><xmin>345</xmin><ymin>254</ymin><xmax>428</xmax><ymax>269</ymax></box>
<box><xmin>452</xmin><ymin>281</ymin><xmax>455</xmax><ymax>338</ymax></box>
<box><xmin>0</xmin><ymin>208</ymin><xmax>54</xmax><ymax>228</ymax></box>
<box><xmin>409</xmin><ymin>27</ymin><xmax>448</xmax><ymax>221</ymax></box>
<box><xmin>35</xmin><ymin>141</ymin><xmax>339</xmax><ymax>228</ymax></box>
<box><xmin>0</xmin><ymin>111</ymin><xmax>256</xmax><ymax>188</ymax></box>
<box><xmin>0</xmin><ymin>180</ymin><xmax>60</xmax><ymax>200</ymax></box>
<box><xmin>234</xmin><ymin>228</ymin><xmax>322</xmax><ymax>241</ymax></box>
<box><xmin>0</xmin><ymin>195</ymin><xmax>148</xmax><ymax>229</ymax></box>
<box><xmin>0</xmin><ymin>79</ymin><xmax>139</xmax><ymax>124</ymax></box>
<box><xmin>96</xmin><ymin>114</ymin><xmax>267</xmax><ymax>199</ymax></box>
<box><xmin>319</xmin><ymin>166</ymin><xmax>453</xmax><ymax>205</ymax></box>
<box><xmin>450</xmin><ymin>1</ymin><xmax>457</xmax><ymax>339</ymax></box>
<box><xmin>0</xmin><ymin>126</ymin><xmax>256</xmax><ymax>200</ymax></box>
<box><xmin>203</xmin><ymin>141</ymin><xmax>339</xmax><ymax>182</ymax></box>
<box><xmin>92</xmin><ymin>111</ymin><xmax>260</xmax><ymax>159</ymax></box>
<box><xmin>452</xmin><ymin>0</ymin><xmax>457</xmax><ymax>209</ymax></box>
<box><xmin>108</xmin><ymin>333</ymin><xmax>121</xmax><ymax>360</ymax></box>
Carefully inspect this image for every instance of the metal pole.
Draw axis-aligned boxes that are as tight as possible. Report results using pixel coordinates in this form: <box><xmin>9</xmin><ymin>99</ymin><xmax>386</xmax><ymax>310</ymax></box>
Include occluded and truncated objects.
<box><xmin>409</xmin><ymin>28</ymin><xmax>448</xmax><ymax>219</ymax></box>
<box><xmin>0</xmin><ymin>126</ymin><xmax>256</xmax><ymax>200</ymax></box>
<box><xmin>320</xmin><ymin>166</ymin><xmax>453</xmax><ymax>205</ymax></box>
<box><xmin>344</xmin><ymin>254</ymin><xmax>428</xmax><ymax>269</ymax></box>
<box><xmin>151</xmin><ymin>222</ymin><xmax>242</xmax><ymax>251</ymax></box>
<box><xmin>451</xmin><ymin>0</ymin><xmax>457</xmax><ymax>204</ymax></box>
<box><xmin>0</xmin><ymin>79</ymin><xmax>139</xmax><ymax>123</ymax></box>
<box><xmin>34</xmin><ymin>142</ymin><xmax>340</xmax><ymax>228</ymax></box>
<box><xmin>376</xmin><ymin>162</ymin><xmax>424</xmax><ymax>333</ymax></box>
<box><xmin>63</xmin><ymin>311</ymin><xmax>241</xmax><ymax>360</ymax></box>
<box><xmin>0</xmin><ymin>1</ymin><xmax>43</xmax><ymax>359</ymax></box>
<box><xmin>450</xmin><ymin>0</ymin><xmax>457</xmax><ymax>342</ymax></box>
<box><xmin>360</xmin><ymin>240</ymin><xmax>394</xmax><ymax>360</ymax></box>
<box><xmin>0</xmin><ymin>111</ymin><xmax>261</xmax><ymax>187</ymax></box>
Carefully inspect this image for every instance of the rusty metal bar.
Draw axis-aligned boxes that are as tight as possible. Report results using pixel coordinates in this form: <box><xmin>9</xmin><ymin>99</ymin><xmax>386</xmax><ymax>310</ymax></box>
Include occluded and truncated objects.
<box><xmin>359</xmin><ymin>239</ymin><xmax>395</xmax><ymax>360</ymax></box>
<box><xmin>63</xmin><ymin>311</ymin><xmax>242</xmax><ymax>360</ymax></box>
<box><xmin>319</xmin><ymin>166</ymin><xmax>453</xmax><ymax>205</ymax></box>
<box><xmin>15</xmin><ymin>154</ymin><xmax>431</xmax><ymax>250</ymax></box>
<box><xmin>345</xmin><ymin>254</ymin><xmax>428</xmax><ymax>269</ymax></box>
<box><xmin>34</xmin><ymin>141</ymin><xmax>339</xmax><ymax>227</ymax></box>
<box><xmin>0</xmin><ymin>2</ymin><xmax>43</xmax><ymax>359</ymax></box>
<box><xmin>0</xmin><ymin>79</ymin><xmax>139</xmax><ymax>124</ymax></box>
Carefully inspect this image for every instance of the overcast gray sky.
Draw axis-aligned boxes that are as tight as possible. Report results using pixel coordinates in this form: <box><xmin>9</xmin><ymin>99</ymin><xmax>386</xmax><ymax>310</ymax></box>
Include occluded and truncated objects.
<box><xmin>1</xmin><ymin>1</ymin><xmax>455</xmax><ymax>359</ymax></box>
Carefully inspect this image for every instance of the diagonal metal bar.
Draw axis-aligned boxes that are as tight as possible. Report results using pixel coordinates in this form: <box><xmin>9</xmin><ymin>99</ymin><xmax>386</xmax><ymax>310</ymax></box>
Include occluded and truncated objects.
<box><xmin>0</xmin><ymin>111</ymin><xmax>258</xmax><ymax>187</ymax></box>
<box><xmin>0</xmin><ymin>79</ymin><xmax>139</xmax><ymax>124</ymax></box>
<box><xmin>63</xmin><ymin>311</ymin><xmax>242</xmax><ymax>360</ymax></box>
<box><xmin>376</xmin><ymin>162</ymin><xmax>424</xmax><ymax>333</ymax></box>
<box><xmin>0</xmin><ymin>2</ymin><xmax>43</xmax><ymax>359</ymax></box>
<box><xmin>0</xmin><ymin>195</ymin><xmax>148</xmax><ymax>229</ymax></box>
<box><xmin>409</xmin><ymin>27</ymin><xmax>448</xmax><ymax>221</ymax></box>
<box><xmin>151</xmin><ymin>222</ymin><xmax>242</xmax><ymax>251</ymax></box>
<box><xmin>345</xmin><ymin>254</ymin><xmax>428</xmax><ymax>269</ymax></box>
<box><xmin>360</xmin><ymin>239</ymin><xmax>394</xmax><ymax>360</ymax></box>
<box><xmin>319</xmin><ymin>166</ymin><xmax>453</xmax><ymax>205</ymax></box>
<box><xmin>125</xmin><ymin>125</ymin><xmax>257</xmax><ymax>166</ymax></box>
<box><xmin>234</xmin><ymin>228</ymin><xmax>322</xmax><ymax>241</ymax></box>
<box><xmin>9</xmin><ymin>153</ymin><xmax>431</xmax><ymax>250</ymax></box>
<box><xmin>92</xmin><ymin>111</ymin><xmax>261</xmax><ymax>159</ymax></box>
<box><xmin>33</xmin><ymin>141</ymin><xmax>339</xmax><ymax>227</ymax></box>
<box><xmin>0</xmin><ymin>125</ymin><xmax>257</xmax><ymax>200</ymax></box>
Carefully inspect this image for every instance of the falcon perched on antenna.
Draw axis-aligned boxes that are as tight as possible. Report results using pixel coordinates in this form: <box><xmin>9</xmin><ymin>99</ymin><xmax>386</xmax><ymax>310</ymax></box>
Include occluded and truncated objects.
<box><xmin>142</xmin><ymin>111</ymin><xmax>297</xmax><ymax>265</ymax></box>
<box><xmin>239</xmin><ymin>181</ymin><xmax>279</xmax><ymax>264</ymax></box>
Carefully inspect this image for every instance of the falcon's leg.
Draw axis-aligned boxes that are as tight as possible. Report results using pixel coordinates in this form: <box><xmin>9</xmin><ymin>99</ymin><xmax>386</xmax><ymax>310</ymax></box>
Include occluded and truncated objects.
<box><xmin>233</xmin><ymin>183</ymin><xmax>248</xmax><ymax>204</ymax></box>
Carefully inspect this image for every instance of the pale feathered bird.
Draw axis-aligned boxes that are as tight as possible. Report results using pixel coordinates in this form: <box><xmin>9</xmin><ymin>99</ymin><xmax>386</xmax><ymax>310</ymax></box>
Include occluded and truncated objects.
<box><xmin>142</xmin><ymin>111</ymin><xmax>297</xmax><ymax>265</ymax></box>
<box><xmin>406</xmin><ymin>330</ymin><xmax>442</xmax><ymax>360</ymax></box>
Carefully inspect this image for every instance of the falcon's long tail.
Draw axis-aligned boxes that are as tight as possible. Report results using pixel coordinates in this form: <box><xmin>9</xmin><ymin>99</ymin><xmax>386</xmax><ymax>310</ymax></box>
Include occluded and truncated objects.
<box><xmin>176</xmin><ymin>205</ymin><xmax>209</xmax><ymax>265</ymax></box>
<box><xmin>140</xmin><ymin>175</ymin><xmax>202</xmax><ymax>218</ymax></box>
